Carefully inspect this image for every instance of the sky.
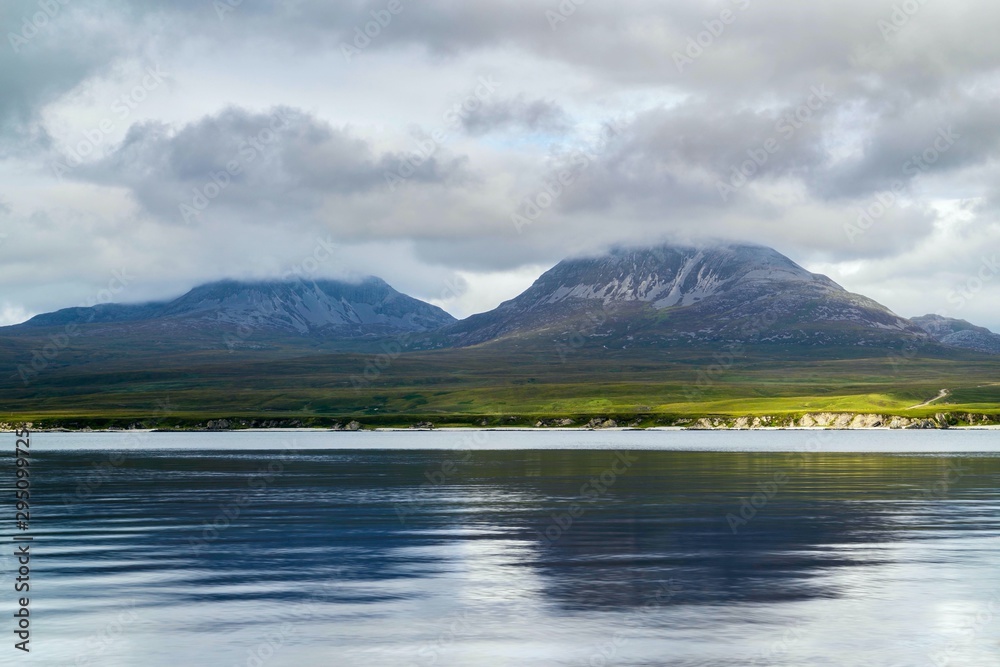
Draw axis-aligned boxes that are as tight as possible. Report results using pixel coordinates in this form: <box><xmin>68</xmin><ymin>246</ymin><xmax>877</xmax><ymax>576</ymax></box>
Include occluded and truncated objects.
<box><xmin>1</xmin><ymin>0</ymin><xmax>999</xmax><ymax>329</ymax></box>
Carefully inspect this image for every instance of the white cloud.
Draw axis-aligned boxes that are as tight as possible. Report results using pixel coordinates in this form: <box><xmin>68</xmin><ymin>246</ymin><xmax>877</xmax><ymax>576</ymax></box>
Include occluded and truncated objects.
<box><xmin>2</xmin><ymin>0</ymin><xmax>1000</xmax><ymax>332</ymax></box>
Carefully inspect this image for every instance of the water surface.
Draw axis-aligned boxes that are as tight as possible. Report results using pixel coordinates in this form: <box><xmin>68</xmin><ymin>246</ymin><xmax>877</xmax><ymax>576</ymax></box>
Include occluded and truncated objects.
<box><xmin>6</xmin><ymin>431</ymin><xmax>1000</xmax><ymax>666</ymax></box>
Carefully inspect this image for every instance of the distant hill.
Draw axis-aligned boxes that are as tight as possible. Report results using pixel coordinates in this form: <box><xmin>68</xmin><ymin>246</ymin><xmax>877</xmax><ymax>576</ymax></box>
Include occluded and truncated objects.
<box><xmin>3</xmin><ymin>242</ymin><xmax>999</xmax><ymax>428</ymax></box>
<box><xmin>9</xmin><ymin>278</ymin><xmax>456</xmax><ymax>350</ymax></box>
<box><xmin>911</xmin><ymin>314</ymin><xmax>1000</xmax><ymax>355</ymax></box>
<box><xmin>9</xmin><ymin>244</ymin><xmax>998</xmax><ymax>359</ymax></box>
<box><xmin>439</xmin><ymin>243</ymin><xmax>929</xmax><ymax>350</ymax></box>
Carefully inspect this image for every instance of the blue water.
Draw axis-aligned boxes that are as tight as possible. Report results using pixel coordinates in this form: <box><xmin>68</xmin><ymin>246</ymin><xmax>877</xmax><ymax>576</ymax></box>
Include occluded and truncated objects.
<box><xmin>5</xmin><ymin>430</ymin><xmax>1000</xmax><ymax>666</ymax></box>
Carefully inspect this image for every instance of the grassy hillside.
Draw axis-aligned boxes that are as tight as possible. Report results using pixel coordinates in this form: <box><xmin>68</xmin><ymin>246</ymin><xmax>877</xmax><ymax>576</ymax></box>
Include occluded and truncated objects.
<box><xmin>2</xmin><ymin>336</ymin><xmax>999</xmax><ymax>428</ymax></box>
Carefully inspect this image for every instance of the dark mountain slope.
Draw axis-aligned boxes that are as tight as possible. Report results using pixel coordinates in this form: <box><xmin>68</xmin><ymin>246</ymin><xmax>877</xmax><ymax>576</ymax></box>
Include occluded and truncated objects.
<box><xmin>440</xmin><ymin>243</ymin><xmax>928</xmax><ymax>350</ymax></box>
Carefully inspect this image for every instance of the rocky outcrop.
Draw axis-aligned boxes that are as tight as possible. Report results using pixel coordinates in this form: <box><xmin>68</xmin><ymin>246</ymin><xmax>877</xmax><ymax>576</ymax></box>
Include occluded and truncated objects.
<box><xmin>1</xmin><ymin>412</ymin><xmax>996</xmax><ymax>431</ymax></box>
<box><xmin>409</xmin><ymin>421</ymin><xmax>434</xmax><ymax>430</ymax></box>
<box><xmin>732</xmin><ymin>416</ymin><xmax>773</xmax><ymax>429</ymax></box>
<box><xmin>535</xmin><ymin>418</ymin><xmax>577</xmax><ymax>427</ymax></box>
<box><xmin>0</xmin><ymin>422</ymin><xmax>30</xmax><ymax>432</ymax></box>
<box><xmin>676</xmin><ymin>412</ymin><xmax>996</xmax><ymax>430</ymax></box>
<box><xmin>331</xmin><ymin>420</ymin><xmax>362</xmax><ymax>431</ymax></box>
<box><xmin>796</xmin><ymin>413</ymin><xmax>883</xmax><ymax>428</ymax></box>
<box><xmin>912</xmin><ymin>314</ymin><xmax>1000</xmax><ymax>354</ymax></box>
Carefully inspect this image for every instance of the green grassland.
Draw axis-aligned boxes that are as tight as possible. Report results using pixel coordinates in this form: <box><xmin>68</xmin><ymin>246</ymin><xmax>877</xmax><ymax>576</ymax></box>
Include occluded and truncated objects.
<box><xmin>1</xmin><ymin>337</ymin><xmax>999</xmax><ymax>428</ymax></box>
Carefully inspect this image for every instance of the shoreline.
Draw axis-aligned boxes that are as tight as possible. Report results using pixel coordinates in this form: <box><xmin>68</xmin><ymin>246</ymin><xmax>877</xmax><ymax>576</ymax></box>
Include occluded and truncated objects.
<box><xmin>5</xmin><ymin>424</ymin><xmax>1000</xmax><ymax>433</ymax></box>
<box><xmin>3</xmin><ymin>411</ymin><xmax>998</xmax><ymax>433</ymax></box>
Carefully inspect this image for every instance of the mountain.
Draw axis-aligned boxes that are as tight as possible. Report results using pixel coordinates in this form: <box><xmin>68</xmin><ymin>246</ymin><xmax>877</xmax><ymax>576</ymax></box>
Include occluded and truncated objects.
<box><xmin>10</xmin><ymin>278</ymin><xmax>455</xmax><ymax>347</ymax></box>
<box><xmin>8</xmin><ymin>244</ymin><xmax>992</xmax><ymax>360</ymax></box>
<box><xmin>911</xmin><ymin>314</ymin><xmax>1000</xmax><ymax>355</ymax></box>
<box><xmin>440</xmin><ymin>243</ymin><xmax>928</xmax><ymax>349</ymax></box>
<box><xmin>4</xmin><ymin>242</ymin><xmax>1000</xmax><ymax>429</ymax></box>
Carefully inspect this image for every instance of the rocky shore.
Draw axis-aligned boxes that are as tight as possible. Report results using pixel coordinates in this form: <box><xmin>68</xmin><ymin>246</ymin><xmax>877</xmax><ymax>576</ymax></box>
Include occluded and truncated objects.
<box><xmin>681</xmin><ymin>412</ymin><xmax>996</xmax><ymax>430</ymax></box>
<box><xmin>2</xmin><ymin>412</ymin><xmax>998</xmax><ymax>432</ymax></box>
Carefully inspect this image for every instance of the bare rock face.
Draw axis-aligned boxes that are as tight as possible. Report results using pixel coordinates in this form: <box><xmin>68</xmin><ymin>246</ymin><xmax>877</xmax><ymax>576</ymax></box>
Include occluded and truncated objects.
<box><xmin>535</xmin><ymin>418</ymin><xmax>578</xmax><ymax>428</ymax></box>
<box><xmin>12</xmin><ymin>278</ymin><xmax>457</xmax><ymax>342</ymax></box>
<box><xmin>440</xmin><ymin>242</ymin><xmax>927</xmax><ymax>349</ymax></box>
<box><xmin>912</xmin><ymin>314</ymin><xmax>1000</xmax><ymax>354</ymax></box>
<box><xmin>887</xmin><ymin>417</ymin><xmax>939</xmax><ymax>429</ymax></box>
<box><xmin>830</xmin><ymin>414</ymin><xmax>853</xmax><ymax>428</ymax></box>
<box><xmin>731</xmin><ymin>416</ymin><xmax>770</xmax><ymax>429</ymax></box>
<box><xmin>799</xmin><ymin>413</ymin><xmax>838</xmax><ymax>427</ymax></box>
<box><xmin>850</xmin><ymin>414</ymin><xmax>884</xmax><ymax>429</ymax></box>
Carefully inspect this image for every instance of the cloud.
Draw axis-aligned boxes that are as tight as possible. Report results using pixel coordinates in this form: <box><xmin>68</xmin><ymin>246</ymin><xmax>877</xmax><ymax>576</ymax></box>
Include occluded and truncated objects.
<box><xmin>64</xmin><ymin>106</ymin><xmax>473</xmax><ymax>227</ymax></box>
<box><xmin>0</xmin><ymin>1</ymin><xmax>143</xmax><ymax>152</ymax></box>
<box><xmin>2</xmin><ymin>0</ymin><xmax>1000</xmax><ymax>329</ymax></box>
<box><xmin>461</xmin><ymin>96</ymin><xmax>569</xmax><ymax>135</ymax></box>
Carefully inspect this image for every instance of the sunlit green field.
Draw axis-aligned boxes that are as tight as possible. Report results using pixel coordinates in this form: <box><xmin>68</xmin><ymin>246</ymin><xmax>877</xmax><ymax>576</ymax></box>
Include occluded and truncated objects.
<box><xmin>1</xmin><ymin>338</ymin><xmax>998</xmax><ymax>428</ymax></box>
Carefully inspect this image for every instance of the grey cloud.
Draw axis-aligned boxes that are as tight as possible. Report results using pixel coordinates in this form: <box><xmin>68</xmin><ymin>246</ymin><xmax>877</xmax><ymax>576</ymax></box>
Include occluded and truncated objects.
<box><xmin>0</xmin><ymin>1</ymin><xmax>138</xmax><ymax>151</ymax></box>
<box><xmin>461</xmin><ymin>96</ymin><xmax>569</xmax><ymax>136</ymax></box>
<box><xmin>67</xmin><ymin>106</ymin><xmax>473</xmax><ymax>225</ymax></box>
<box><xmin>810</xmin><ymin>99</ymin><xmax>1000</xmax><ymax>200</ymax></box>
<box><xmin>529</xmin><ymin>99</ymin><xmax>832</xmax><ymax>218</ymax></box>
<box><xmin>4</xmin><ymin>0</ymin><xmax>1000</xmax><ymax>325</ymax></box>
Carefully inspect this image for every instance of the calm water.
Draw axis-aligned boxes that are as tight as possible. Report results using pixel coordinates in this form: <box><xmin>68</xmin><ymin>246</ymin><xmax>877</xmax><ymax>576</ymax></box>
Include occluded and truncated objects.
<box><xmin>6</xmin><ymin>430</ymin><xmax>1000</xmax><ymax>666</ymax></box>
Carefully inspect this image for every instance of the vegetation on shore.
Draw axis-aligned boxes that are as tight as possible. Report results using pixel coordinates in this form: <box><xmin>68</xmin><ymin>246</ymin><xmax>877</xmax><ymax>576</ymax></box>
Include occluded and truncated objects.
<box><xmin>2</xmin><ymin>343</ymin><xmax>999</xmax><ymax>431</ymax></box>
